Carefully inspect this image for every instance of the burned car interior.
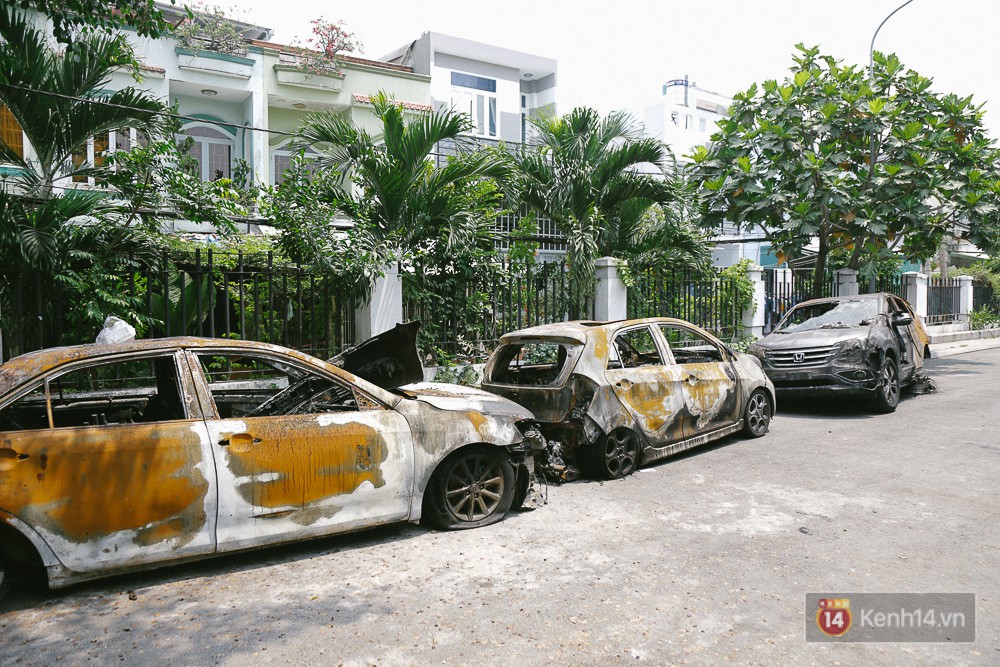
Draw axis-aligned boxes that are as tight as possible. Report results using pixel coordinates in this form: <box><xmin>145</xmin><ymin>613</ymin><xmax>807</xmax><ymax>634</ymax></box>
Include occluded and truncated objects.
<box><xmin>488</xmin><ymin>341</ymin><xmax>576</xmax><ymax>386</ymax></box>
<box><xmin>0</xmin><ymin>355</ymin><xmax>188</xmax><ymax>431</ymax></box>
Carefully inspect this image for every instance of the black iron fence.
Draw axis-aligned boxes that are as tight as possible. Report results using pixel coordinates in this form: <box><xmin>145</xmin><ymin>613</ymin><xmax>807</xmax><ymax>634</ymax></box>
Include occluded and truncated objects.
<box><xmin>763</xmin><ymin>269</ymin><xmax>838</xmax><ymax>333</ymax></box>
<box><xmin>860</xmin><ymin>273</ymin><xmax>906</xmax><ymax>299</ymax></box>
<box><xmin>927</xmin><ymin>277</ymin><xmax>962</xmax><ymax>324</ymax></box>
<box><xmin>1</xmin><ymin>250</ymin><xmax>356</xmax><ymax>363</ymax></box>
<box><xmin>627</xmin><ymin>268</ymin><xmax>745</xmax><ymax>341</ymax></box>
<box><xmin>973</xmin><ymin>279</ymin><xmax>997</xmax><ymax>312</ymax></box>
<box><xmin>403</xmin><ymin>257</ymin><xmax>592</xmax><ymax>360</ymax></box>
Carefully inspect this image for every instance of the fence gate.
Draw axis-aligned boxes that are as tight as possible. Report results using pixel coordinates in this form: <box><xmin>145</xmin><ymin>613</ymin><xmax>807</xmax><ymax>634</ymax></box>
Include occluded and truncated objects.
<box><xmin>763</xmin><ymin>269</ymin><xmax>838</xmax><ymax>333</ymax></box>
<box><xmin>926</xmin><ymin>277</ymin><xmax>961</xmax><ymax>324</ymax></box>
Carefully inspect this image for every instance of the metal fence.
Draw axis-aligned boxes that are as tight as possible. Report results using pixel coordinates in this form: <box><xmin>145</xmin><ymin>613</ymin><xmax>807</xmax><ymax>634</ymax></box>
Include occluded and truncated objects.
<box><xmin>973</xmin><ymin>279</ymin><xmax>997</xmax><ymax>312</ymax></box>
<box><xmin>1</xmin><ymin>250</ymin><xmax>356</xmax><ymax>363</ymax></box>
<box><xmin>762</xmin><ymin>269</ymin><xmax>838</xmax><ymax>333</ymax></box>
<box><xmin>860</xmin><ymin>273</ymin><xmax>906</xmax><ymax>299</ymax></box>
<box><xmin>927</xmin><ymin>277</ymin><xmax>962</xmax><ymax>324</ymax></box>
<box><xmin>627</xmin><ymin>268</ymin><xmax>745</xmax><ymax>341</ymax></box>
<box><xmin>403</xmin><ymin>257</ymin><xmax>592</xmax><ymax>359</ymax></box>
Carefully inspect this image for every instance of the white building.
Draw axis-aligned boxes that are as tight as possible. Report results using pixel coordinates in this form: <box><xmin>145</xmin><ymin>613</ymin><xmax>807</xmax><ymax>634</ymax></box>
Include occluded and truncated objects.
<box><xmin>382</xmin><ymin>32</ymin><xmax>557</xmax><ymax>145</ymax></box>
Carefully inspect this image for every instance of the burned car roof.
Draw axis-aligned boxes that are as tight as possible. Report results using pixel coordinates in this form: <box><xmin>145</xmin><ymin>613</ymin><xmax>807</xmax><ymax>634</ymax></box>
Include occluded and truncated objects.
<box><xmin>498</xmin><ymin>317</ymin><xmax>723</xmax><ymax>349</ymax></box>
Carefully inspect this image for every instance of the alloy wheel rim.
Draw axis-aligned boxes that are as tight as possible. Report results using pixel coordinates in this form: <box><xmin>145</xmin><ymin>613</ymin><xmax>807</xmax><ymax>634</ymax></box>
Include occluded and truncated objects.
<box><xmin>748</xmin><ymin>393</ymin><xmax>769</xmax><ymax>434</ymax></box>
<box><xmin>605</xmin><ymin>431</ymin><xmax>637</xmax><ymax>476</ymax></box>
<box><xmin>444</xmin><ymin>455</ymin><xmax>505</xmax><ymax>521</ymax></box>
<box><xmin>882</xmin><ymin>362</ymin><xmax>899</xmax><ymax>402</ymax></box>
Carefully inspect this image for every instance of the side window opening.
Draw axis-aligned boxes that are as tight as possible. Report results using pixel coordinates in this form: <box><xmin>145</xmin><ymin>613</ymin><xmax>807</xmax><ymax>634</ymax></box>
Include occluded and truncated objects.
<box><xmin>659</xmin><ymin>325</ymin><xmax>725</xmax><ymax>364</ymax></box>
<box><xmin>0</xmin><ymin>355</ymin><xmax>186</xmax><ymax>431</ymax></box>
<box><xmin>489</xmin><ymin>342</ymin><xmax>573</xmax><ymax>386</ymax></box>
<box><xmin>609</xmin><ymin>327</ymin><xmax>663</xmax><ymax>369</ymax></box>
<box><xmin>197</xmin><ymin>353</ymin><xmax>358</xmax><ymax>418</ymax></box>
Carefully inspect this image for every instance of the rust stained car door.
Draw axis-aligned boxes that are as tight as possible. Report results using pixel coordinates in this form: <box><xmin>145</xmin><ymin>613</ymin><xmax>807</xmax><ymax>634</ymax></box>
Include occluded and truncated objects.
<box><xmin>888</xmin><ymin>295</ymin><xmax>927</xmax><ymax>371</ymax></box>
<box><xmin>0</xmin><ymin>351</ymin><xmax>218</xmax><ymax>575</ymax></box>
<box><xmin>190</xmin><ymin>350</ymin><xmax>414</xmax><ymax>552</ymax></box>
<box><xmin>656</xmin><ymin>324</ymin><xmax>740</xmax><ymax>438</ymax></box>
<box><xmin>604</xmin><ymin>324</ymin><xmax>687</xmax><ymax>445</ymax></box>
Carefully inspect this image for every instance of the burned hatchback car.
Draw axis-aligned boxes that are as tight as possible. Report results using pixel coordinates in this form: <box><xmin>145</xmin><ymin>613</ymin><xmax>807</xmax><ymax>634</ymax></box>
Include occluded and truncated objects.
<box><xmin>747</xmin><ymin>293</ymin><xmax>931</xmax><ymax>412</ymax></box>
<box><xmin>481</xmin><ymin>318</ymin><xmax>775</xmax><ymax>480</ymax></box>
<box><xmin>0</xmin><ymin>326</ymin><xmax>542</xmax><ymax>601</ymax></box>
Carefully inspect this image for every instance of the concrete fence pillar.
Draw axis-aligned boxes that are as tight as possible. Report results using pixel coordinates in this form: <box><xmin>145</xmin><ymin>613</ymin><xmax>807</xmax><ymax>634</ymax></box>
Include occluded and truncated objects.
<box><xmin>958</xmin><ymin>275</ymin><xmax>974</xmax><ymax>322</ymax></box>
<box><xmin>594</xmin><ymin>257</ymin><xmax>627</xmax><ymax>321</ymax></box>
<box><xmin>835</xmin><ymin>268</ymin><xmax>859</xmax><ymax>296</ymax></box>
<box><xmin>743</xmin><ymin>264</ymin><xmax>766</xmax><ymax>339</ymax></box>
<box><xmin>355</xmin><ymin>263</ymin><xmax>403</xmax><ymax>342</ymax></box>
<box><xmin>902</xmin><ymin>271</ymin><xmax>928</xmax><ymax>319</ymax></box>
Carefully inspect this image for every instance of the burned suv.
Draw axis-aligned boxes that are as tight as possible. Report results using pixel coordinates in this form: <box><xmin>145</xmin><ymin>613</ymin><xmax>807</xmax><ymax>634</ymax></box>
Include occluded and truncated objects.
<box><xmin>748</xmin><ymin>293</ymin><xmax>931</xmax><ymax>412</ymax></box>
<box><xmin>481</xmin><ymin>318</ymin><xmax>775</xmax><ymax>480</ymax></box>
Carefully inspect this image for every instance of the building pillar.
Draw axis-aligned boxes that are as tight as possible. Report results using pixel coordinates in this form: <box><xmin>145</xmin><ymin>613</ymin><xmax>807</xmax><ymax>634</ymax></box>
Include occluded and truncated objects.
<box><xmin>355</xmin><ymin>264</ymin><xmax>403</xmax><ymax>341</ymax></box>
<box><xmin>594</xmin><ymin>257</ymin><xmax>627</xmax><ymax>321</ymax></box>
<box><xmin>743</xmin><ymin>264</ymin><xmax>766</xmax><ymax>339</ymax></box>
<box><xmin>835</xmin><ymin>268</ymin><xmax>859</xmax><ymax>296</ymax></box>
<box><xmin>902</xmin><ymin>272</ymin><xmax>928</xmax><ymax>319</ymax></box>
<box><xmin>958</xmin><ymin>275</ymin><xmax>974</xmax><ymax>323</ymax></box>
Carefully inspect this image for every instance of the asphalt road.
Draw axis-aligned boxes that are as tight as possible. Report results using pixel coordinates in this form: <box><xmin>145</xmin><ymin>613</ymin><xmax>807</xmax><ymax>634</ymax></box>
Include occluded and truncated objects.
<box><xmin>2</xmin><ymin>348</ymin><xmax>999</xmax><ymax>666</ymax></box>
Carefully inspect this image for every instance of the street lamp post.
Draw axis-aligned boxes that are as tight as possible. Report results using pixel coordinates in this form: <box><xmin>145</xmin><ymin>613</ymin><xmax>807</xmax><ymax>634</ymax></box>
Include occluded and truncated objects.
<box><xmin>868</xmin><ymin>0</ymin><xmax>916</xmax><ymax>290</ymax></box>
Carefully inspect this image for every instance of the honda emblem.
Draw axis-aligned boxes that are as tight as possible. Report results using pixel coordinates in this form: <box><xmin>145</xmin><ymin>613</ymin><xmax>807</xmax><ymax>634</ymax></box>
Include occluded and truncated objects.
<box><xmin>793</xmin><ymin>352</ymin><xmax>805</xmax><ymax>363</ymax></box>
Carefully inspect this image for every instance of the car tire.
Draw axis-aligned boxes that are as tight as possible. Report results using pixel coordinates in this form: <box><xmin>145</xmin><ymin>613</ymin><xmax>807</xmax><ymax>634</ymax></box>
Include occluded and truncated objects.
<box><xmin>422</xmin><ymin>446</ymin><xmax>515</xmax><ymax>530</ymax></box>
<box><xmin>588</xmin><ymin>429</ymin><xmax>640</xmax><ymax>480</ymax></box>
<box><xmin>742</xmin><ymin>389</ymin><xmax>772</xmax><ymax>438</ymax></box>
<box><xmin>871</xmin><ymin>355</ymin><xmax>901</xmax><ymax>413</ymax></box>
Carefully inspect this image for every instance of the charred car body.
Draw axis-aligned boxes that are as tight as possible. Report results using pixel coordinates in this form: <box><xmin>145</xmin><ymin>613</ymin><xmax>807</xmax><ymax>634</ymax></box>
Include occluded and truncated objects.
<box><xmin>481</xmin><ymin>318</ymin><xmax>775</xmax><ymax>480</ymax></box>
<box><xmin>0</xmin><ymin>325</ymin><xmax>542</xmax><ymax>600</ymax></box>
<box><xmin>747</xmin><ymin>293</ymin><xmax>931</xmax><ymax>412</ymax></box>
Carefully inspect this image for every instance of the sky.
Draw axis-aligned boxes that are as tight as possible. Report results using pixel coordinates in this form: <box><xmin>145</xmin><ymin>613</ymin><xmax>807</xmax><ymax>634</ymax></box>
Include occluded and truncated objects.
<box><xmin>229</xmin><ymin>0</ymin><xmax>1000</xmax><ymax>137</ymax></box>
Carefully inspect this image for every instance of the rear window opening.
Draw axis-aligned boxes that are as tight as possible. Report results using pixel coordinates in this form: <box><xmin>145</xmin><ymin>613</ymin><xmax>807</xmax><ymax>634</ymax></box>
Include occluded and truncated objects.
<box><xmin>488</xmin><ymin>342</ymin><xmax>578</xmax><ymax>386</ymax></box>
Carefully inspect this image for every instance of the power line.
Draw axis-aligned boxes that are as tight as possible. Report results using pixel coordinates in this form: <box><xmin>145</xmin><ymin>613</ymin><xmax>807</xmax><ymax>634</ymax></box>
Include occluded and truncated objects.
<box><xmin>0</xmin><ymin>81</ymin><xmax>298</xmax><ymax>138</ymax></box>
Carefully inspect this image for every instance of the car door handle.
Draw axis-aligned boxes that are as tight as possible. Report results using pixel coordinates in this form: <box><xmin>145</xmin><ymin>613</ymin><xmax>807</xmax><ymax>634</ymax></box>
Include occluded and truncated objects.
<box><xmin>0</xmin><ymin>449</ymin><xmax>29</xmax><ymax>471</ymax></box>
<box><xmin>615</xmin><ymin>379</ymin><xmax>633</xmax><ymax>390</ymax></box>
<box><xmin>218</xmin><ymin>433</ymin><xmax>262</xmax><ymax>447</ymax></box>
<box><xmin>685</xmin><ymin>374</ymin><xmax>700</xmax><ymax>385</ymax></box>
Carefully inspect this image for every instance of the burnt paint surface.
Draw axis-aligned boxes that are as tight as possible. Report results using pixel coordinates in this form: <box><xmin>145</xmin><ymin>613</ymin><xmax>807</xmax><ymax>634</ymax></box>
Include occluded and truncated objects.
<box><xmin>0</xmin><ymin>422</ymin><xmax>210</xmax><ymax>564</ymax></box>
<box><xmin>223</xmin><ymin>417</ymin><xmax>388</xmax><ymax>511</ymax></box>
<box><xmin>484</xmin><ymin>318</ymin><xmax>773</xmax><ymax>458</ymax></box>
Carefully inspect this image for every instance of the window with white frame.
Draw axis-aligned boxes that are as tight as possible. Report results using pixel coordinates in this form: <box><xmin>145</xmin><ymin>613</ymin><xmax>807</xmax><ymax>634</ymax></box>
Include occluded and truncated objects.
<box><xmin>450</xmin><ymin>71</ymin><xmax>497</xmax><ymax>138</ymax></box>
<box><xmin>181</xmin><ymin>124</ymin><xmax>235</xmax><ymax>182</ymax></box>
<box><xmin>70</xmin><ymin>128</ymin><xmax>148</xmax><ymax>185</ymax></box>
<box><xmin>271</xmin><ymin>141</ymin><xmax>320</xmax><ymax>185</ymax></box>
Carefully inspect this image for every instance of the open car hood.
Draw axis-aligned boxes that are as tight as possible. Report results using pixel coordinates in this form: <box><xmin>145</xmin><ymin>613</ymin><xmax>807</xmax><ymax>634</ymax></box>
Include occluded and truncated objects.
<box><xmin>330</xmin><ymin>321</ymin><xmax>424</xmax><ymax>390</ymax></box>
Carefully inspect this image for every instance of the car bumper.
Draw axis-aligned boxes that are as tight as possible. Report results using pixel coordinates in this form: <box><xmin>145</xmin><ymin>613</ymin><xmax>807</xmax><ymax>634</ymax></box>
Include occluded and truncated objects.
<box><xmin>762</xmin><ymin>362</ymin><xmax>879</xmax><ymax>397</ymax></box>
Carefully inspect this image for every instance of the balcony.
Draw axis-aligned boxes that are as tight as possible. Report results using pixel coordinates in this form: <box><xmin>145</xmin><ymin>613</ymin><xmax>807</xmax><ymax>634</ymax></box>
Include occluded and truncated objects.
<box><xmin>175</xmin><ymin>46</ymin><xmax>255</xmax><ymax>79</ymax></box>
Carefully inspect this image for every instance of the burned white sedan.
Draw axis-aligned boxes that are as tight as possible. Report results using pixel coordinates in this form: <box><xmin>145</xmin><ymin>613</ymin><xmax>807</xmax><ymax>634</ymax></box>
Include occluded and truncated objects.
<box><xmin>0</xmin><ymin>324</ymin><xmax>542</xmax><ymax>600</ymax></box>
<box><xmin>481</xmin><ymin>318</ymin><xmax>775</xmax><ymax>480</ymax></box>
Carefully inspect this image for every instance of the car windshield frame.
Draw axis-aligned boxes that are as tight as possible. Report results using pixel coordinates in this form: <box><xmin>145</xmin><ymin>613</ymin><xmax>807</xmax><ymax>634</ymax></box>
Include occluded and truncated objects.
<box><xmin>775</xmin><ymin>299</ymin><xmax>882</xmax><ymax>334</ymax></box>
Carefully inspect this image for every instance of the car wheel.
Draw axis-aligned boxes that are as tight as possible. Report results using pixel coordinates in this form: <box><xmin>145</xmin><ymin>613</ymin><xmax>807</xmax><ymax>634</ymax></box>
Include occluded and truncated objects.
<box><xmin>423</xmin><ymin>446</ymin><xmax>515</xmax><ymax>530</ymax></box>
<box><xmin>590</xmin><ymin>429</ymin><xmax>640</xmax><ymax>480</ymax></box>
<box><xmin>871</xmin><ymin>355</ymin><xmax>900</xmax><ymax>413</ymax></box>
<box><xmin>742</xmin><ymin>389</ymin><xmax>772</xmax><ymax>438</ymax></box>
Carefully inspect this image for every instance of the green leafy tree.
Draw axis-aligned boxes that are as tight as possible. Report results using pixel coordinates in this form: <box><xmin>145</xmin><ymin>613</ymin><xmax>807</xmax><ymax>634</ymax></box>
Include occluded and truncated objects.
<box><xmin>0</xmin><ymin>6</ymin><xmax>167</xmax><ymax>194</ymax></box>
<box><xmin>16</xmin><ymin>0</ymin><xmax>177</xmax><ymax>43</ymax></box>
<box><xmin>0</xmin><ymin>6</ymin><xmax>168</xmax><ymax>346</ymax></box>
<box><xmin>505</xmin><ymin>107</ymin><xmax>709</xmax><ymax>309</ymax></box>
<box><xmin>694</xmin><ymin>44</ymin><xmax>1000</xmax><ymax>287</ymax></box>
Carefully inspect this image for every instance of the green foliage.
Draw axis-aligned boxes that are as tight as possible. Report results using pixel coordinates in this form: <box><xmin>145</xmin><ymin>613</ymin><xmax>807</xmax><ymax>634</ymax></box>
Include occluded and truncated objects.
<box><xmin>719</xmin><ymin>258</ymin><xmax>756</xmax><ymax>326</ymax></box>
<box><xmin>969</xmin><ymin>306</ymin><xmax>1000</xmax><ymax>331</ymax></box>
<box><xmin>175</xmin><ymin>4</ymin><xmax>248</xmax><ymax>56</ymax></box>
<box><xmin>505</xmin><ymin>107</ymin><xmax>710</xmax><ymax>312</ymax></box>
<box><xmin>431</xmin><ymin>364</ymin><xmax>481</xmax><ymax>387</ymax></box>
<box><xmin>695</xmin><ymin>44</ymin><xmax>1000</xmax><ymax>285</ymax></box>
<box><xmin>148</xmin><ymin>267</ymin><xmax>212</xmax><ymax>336</ymax></box>
<box><xmin>16</xmin><ymin>0</ymin><xmax>176</xmax><ymax>42</ymax></box>
<box><xmin>104</xmin><ymin>128</ymin><xmax>252</xmax><ymax>234</ymax></box>
<box><xmin>0</xmin><ymin>6</ymin><xmax>168</xmax><ymax>194</ymax></box>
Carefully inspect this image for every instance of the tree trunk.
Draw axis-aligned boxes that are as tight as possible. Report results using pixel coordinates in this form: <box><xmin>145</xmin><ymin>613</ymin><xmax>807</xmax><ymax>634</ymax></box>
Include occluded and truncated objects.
<box><xmin>814</xmin><ymin>226</ymin><xmax>828</xmax><ymax>298</ymax></box>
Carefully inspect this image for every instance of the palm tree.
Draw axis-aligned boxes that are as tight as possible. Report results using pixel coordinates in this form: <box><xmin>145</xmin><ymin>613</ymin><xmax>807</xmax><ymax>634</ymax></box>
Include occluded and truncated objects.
<box><xmin>295</xmin><ymin>92</ymin><xmax>508</xmax><ymax>269</ymax></box>
<box><xmin>0</xmin><ymin>5</ymin><xmax>166</xmax><ymax>195</ymax></box>
<box><xmin>0</xmin><ymin>6</ymin><xmax>167</xmax><ymax>351</ymax></box>
<box><xmin>506</xmin><ymin>107</ymin><xmax>710</xmax><ymax>304</ymax></box>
